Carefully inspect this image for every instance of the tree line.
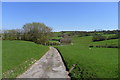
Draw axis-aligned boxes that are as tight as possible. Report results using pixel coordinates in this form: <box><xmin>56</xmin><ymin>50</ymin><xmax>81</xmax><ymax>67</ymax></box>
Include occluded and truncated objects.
<box><xmin>2</xmin><ymin>22</ymin><xmax>52</xmax><ymax>45</ymax></box>
<box><xmin>1</xmin><ymin>23</ymin><xmax>119</xmax><ymax>46</ymax></box>
<box><xmin>61</xmin><ymin>30</ymin><xmax>119</xmax><ymax>37</ymax></box>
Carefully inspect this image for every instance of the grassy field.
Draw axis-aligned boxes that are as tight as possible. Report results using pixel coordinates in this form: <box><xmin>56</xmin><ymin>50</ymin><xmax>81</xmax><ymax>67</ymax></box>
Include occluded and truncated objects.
<box><xmin>50</xmin><ymin>37</ymin><xmax>62</xmax><ymax>40</ymax></box>
<box><xmin>49</xmin><ymin>40</ymin><xmax>59</xmax><ymax>43</ymax></box>
<box><xmin>56</xmin><ymin>36</ymin><xmax>118</xmax><ymax>78</ymax></box>
<box><xmin>2</xmin><ymin>40</ymin><xmax>48</xmax><ymax>78</ymax></box>
<box><xmin>103</xmin><ymin>34</ymin><xmax>116</xmax><ymax>37</ymax></box>
<box><xmin>90</xmin><ymin>39</ymin><xmax>118</xmax><ymax>46</ymax></box>
<box><xmin>2</xmin><ymin>34</ymin><xmax>118</xmax><ymax>78</ymax></box>
<box><xmin>52</xmin><ymin>32</ymin><xmax>62</xmax><ymax>37</ymax></box>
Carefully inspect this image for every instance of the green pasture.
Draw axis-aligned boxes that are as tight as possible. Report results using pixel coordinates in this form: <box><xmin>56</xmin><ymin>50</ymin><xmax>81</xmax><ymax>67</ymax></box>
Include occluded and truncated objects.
<box><xmin>90</xmin><ymin>39</ymin><xmax>118</xmax><ymax>46</ymax></box>
<box><xmin>50</xmin><ymin>37</ymin><xmax>62</xmax><ymax>40</ymax></box>
<box><xmin>53</xmin><ymin>32</ymin><xmax>62</xmax><ymax>37</ymax></box>
<box><xmin>56</xmin><ymin>36</ymin><xmax>118</xmax><ymax>78</ymax></box>
<box><xmin>49</xmin><ymin>40</ymin><xmax>59</xmax><ymax>43</ymax></box>
<box><xmin>2</xmin><ymin>40</ymin><xmax>48</xmax><ymax>78</ymax></box>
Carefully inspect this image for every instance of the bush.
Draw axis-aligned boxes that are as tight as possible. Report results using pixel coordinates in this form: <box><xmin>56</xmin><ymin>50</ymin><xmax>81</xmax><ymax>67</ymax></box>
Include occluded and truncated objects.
<box><xmin>45</xmin><ymin>42</ymin><xmax>60</xmax><ymax>46</ymax></box>
<box><xmin>51</xmin><ymin>39</ymin><xmax>60</xmax><ymax>42</ymax></box>
<box><xmin>60</xmin><ymin>37</ymin><xmax>71</xmax><ymax>44</ymax></box>
<box><xmin>89</xmin><ymin>45</ymin><xmax>94</xmax><ymax>47</ymax></box>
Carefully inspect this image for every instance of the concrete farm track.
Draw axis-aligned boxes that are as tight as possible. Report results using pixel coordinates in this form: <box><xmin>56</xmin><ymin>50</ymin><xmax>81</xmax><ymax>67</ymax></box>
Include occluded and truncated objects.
<box><xmin>18</xmin><ymin>47</ymin><xmax>70</xmax><ymax>78</ymax></box>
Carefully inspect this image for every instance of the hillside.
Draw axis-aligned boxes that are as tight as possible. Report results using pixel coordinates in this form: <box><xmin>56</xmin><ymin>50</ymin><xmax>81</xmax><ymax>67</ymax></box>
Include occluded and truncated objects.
<box><xmin>56</xmin><ymin>36</ymin><xmax>118</xmax><ymax>78</ymax></box>
<box><xmin>2</xmin><ymin>40</ymin><xmax>48</xmax><ymax>78</ymax></box>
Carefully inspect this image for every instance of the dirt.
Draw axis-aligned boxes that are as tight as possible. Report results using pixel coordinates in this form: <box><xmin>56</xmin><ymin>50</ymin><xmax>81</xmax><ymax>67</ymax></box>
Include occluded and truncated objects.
<box><xmin>18</xmin><ymin>47</ymin><xmax>70</xmax><ymax>78</ymax></box>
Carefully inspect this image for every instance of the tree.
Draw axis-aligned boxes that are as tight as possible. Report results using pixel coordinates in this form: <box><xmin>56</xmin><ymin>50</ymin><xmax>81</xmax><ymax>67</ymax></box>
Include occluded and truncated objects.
<box><xmin>60</xmin><ymin>35</ymin><xmax>71</xmax><ymax>44</ymax></box>
<box><xmin>22</xmin><ymin>22</ymin><xmax>52</xmax><ymax>44</ymax></box>
<box><xmin>3</xmin><ymin>29</ymin><xmax>22</xmax><ymax>40</ymax></box>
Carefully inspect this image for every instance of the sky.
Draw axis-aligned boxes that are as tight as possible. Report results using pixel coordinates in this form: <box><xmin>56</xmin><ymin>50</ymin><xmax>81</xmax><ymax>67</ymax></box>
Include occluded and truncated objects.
<box><xmin>2</xmin><ymin>2</ymin><xmax>118</xmax><ymax>32</ymax></box>
<box><xmin>2</xmin><ymin>0</ymin><xmax>120</xmax><ymax>2</ymax></box>
<box><xmin>2</xmin><ymin>0</ymin><xmax>119</xmax><ymax>2</ymax></box>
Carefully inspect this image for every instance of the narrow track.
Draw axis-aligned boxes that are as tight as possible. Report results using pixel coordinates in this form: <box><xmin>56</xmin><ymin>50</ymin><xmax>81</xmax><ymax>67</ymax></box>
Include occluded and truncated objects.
<box><xmin>18</xmin><ymin>47</ymin><xmax>70</xmax><ymax>78</ymax></box>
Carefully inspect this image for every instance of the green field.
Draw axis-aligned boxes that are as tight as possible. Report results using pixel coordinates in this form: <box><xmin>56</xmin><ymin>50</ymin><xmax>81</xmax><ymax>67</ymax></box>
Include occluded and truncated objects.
<box><xmin>2</xmin><ymin>40</ymin><xmax>48</xmax><ymax>78</ymax></box>
<box><xmin>90</xmin><ymin>39</ymin><xmax>118</xmax><ymax>46</ymax></box>
<box><xmin>52</xmin><ymin>32</ymin><xmax>62</xmax><ymax>37</ymax></box>
<box><xmin>56</xmin><ymin>36</ymin><xmax>118</xmax><ymax>78</ymax></box>
<box><xmin>49</xmin><ymin>40</ymin><xmax>59</xmax><ymax>43</ymax></box>
<box><xmin>51</xmin><ymin>37</ymin><xmax>62</xmax><ymax>40</ymax></box>
<box><xmin>103</xmin><ymin>34</ymin><xmax>116</xmax><ymax>37</ymax></box>
<box><xmin>2</xmin><ymin>35</ymin><xmax>118</xmax><ymax>78</ymax></box>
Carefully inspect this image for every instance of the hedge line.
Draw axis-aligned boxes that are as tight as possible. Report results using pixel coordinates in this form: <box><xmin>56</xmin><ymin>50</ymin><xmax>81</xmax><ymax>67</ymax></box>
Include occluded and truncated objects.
<box><xmin>89</xmin><ymin>45</ymin><xmax>119</xmax><ymax>48</ymax></box>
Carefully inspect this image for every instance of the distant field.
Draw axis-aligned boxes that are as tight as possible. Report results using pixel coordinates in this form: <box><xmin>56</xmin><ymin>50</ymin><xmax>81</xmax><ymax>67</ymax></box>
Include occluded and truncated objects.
<box><xmin>50</xmin><ymin>37</ymin><xmax>62</xmax><ymax>40</ymax></box>
<box><xmin>2</xmin><ymin>40</ymin><xmax>48</xmax><ymax>78</ymax></box>
<box><xmin>56</xmin><ymin>36</ymin><xmax>118</xmax><ymax>78</ymax></box>
<box><xmin>90</xmin><ymin>39</ymin><xmax>118</xmax><ymax>46</ymax></box>
<box><xmin>49</xmin><ymin>36</ymin><xmax>62</xmax><ymax>43</ymax></box>
<box><xmin>103</xmin><ymin>34</ymin><xmax>116</xmax><ymax>37</ymax></box>
<box><xmin>49</xmin><ymin>40</ymin><xmax>59</xmax><ymax>43</ymax></box>
<box><xmin>53</xmin><ymin>32</ymin><xmax>62</xmax><ymax>37</ymax></box>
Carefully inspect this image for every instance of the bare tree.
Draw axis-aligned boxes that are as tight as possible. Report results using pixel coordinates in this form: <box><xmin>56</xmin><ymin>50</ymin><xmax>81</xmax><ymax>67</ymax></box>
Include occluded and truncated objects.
<box><xmin>60</xmin><ymin>35</ymin><xmax>71</xmax><ymax>44</ymax></box>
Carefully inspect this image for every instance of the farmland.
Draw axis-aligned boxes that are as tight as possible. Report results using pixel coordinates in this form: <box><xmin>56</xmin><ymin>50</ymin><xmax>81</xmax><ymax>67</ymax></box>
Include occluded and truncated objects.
<box><xmin>2</xmin><ymin>32</ymin><xmax>118</xmax><ymax>78</ymax></box>
<box><xmin>90</xmin><ymin>39</ymin><xmax>118</xmax><ymax>47</ymax></box>
<box><xmin>2</xmin><ymin>40</ymin><xmax>48</xmax><ymax>78</ymax></box>
<box><xmin>2</xmin><ymin>2</ymin><xmax>118</xmax><ymax>79</ymax></box>
<box><xmin>56</xmin><ymin>36</ymin><xmax>118</xmax><ymax>78</ymax></box>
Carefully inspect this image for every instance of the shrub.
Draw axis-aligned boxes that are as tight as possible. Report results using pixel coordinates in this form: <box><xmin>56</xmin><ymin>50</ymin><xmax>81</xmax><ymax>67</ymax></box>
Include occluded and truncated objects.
<box><xmin>60</xmin><ymin>37</ymin><xmax>71</xmax><ymax>44</ymax></box>
<box><xmin>89</xmin><ymin>45</ymin><xmax>94</xmax><ymax>47</ymax></box>
<box><xmin>51</xmin><ymin>39</ymin><xmax>60</xmax><ymax>42</ymax></box>
<box><xmin>45</xmin><ymin>41</ymin><xmax>60</xmax><ymax>46</ymax></box>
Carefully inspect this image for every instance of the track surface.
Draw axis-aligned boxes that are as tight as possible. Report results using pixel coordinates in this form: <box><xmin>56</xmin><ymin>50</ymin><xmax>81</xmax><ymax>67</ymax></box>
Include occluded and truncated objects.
<box><xmin>18</xmin><ymin>47</ymin><xmax>69</xmax><ymax>78</ymax></box>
